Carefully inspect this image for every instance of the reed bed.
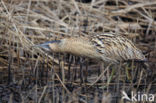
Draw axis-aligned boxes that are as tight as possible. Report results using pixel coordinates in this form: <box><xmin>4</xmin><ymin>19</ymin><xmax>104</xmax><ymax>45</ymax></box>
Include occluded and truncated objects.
<box><xmin>0</xmin><ymin>0</ymin><xmax>156</xmax><ymax>103</ymax></box>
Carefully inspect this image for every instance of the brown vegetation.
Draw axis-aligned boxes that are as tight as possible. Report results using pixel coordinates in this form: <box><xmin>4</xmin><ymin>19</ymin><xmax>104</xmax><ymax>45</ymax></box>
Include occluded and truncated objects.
<box><xmin>0</xmin><ymin>0</ymin><xmax>156</xmax><ymax>102</ymax></box>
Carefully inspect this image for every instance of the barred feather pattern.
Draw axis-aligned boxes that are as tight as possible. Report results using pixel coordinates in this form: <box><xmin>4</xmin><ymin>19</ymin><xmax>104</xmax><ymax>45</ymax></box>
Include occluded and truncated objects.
<box><xmin>39</xmin><ymin>33</ymin><xmax>145</xmax><ymax>63</ymax></box>
<box><xmin>90</xmin><ymin>34</ymin><xmax>145</xmax><ymax>63</ymax></box>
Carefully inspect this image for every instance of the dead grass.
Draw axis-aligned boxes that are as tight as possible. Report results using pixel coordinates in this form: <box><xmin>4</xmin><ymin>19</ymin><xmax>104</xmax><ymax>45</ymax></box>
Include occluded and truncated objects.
<box><xmin>0</xmin><ymin>0</ymin><xmax>156</xmax><ymax>103</ymax></box>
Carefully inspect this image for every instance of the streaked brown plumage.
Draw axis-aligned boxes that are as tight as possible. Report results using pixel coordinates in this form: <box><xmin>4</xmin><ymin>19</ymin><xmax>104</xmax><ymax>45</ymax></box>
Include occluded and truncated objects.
<box><xmin>38</xmin><ymin>33</ymin><xmax>145</xmax><ymax>63</ymax></box>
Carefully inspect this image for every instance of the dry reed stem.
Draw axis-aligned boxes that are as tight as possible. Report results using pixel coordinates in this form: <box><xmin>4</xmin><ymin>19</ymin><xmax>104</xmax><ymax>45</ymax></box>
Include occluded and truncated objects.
<box><xmin>0</xmin><ymin>0</ymin><xmax>156</xmax><ymax>102</ymax></box>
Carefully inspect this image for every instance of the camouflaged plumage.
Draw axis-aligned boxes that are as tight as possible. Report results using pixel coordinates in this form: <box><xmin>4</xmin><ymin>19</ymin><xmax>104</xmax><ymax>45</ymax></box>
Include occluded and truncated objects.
<box><xmin>38</xmin><ymin>33</ymin><xmax>145</xmax><ymax>63</ymax></box>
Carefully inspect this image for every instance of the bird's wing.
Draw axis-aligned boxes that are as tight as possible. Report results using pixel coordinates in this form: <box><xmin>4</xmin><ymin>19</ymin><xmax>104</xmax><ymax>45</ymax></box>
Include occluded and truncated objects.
<box><xmin>91</xmin><ymin>34</ymin><xmax>145</xmax><ymax>62</ymax></box>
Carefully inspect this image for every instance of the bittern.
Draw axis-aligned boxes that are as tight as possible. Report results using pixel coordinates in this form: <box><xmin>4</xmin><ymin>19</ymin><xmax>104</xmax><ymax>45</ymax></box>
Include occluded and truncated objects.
<box><xmin>37</xmin><ymin>33</ymin><xmax>146</xmax><ymax>63</ymax></box>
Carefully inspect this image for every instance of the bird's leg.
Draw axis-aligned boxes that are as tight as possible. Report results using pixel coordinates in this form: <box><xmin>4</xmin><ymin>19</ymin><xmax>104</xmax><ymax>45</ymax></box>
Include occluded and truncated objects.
<box><xmin>107</xmin><ymin>64</ymin><xmax>115</xmax><ymax>87</ymax></box>
<box><xmin>132</xmin><ymin>61</ymin><xmax>140</xmax><ymax>83</ymax></box>
<box><xmin>125</xmin><ymin>64</ymin><xmax>131</xmax><ymax>82</ymax></box>
<box><xmin>125</xmin><ymin>60</ymin><xmax>135</xmax><ymax>82</ymax></box>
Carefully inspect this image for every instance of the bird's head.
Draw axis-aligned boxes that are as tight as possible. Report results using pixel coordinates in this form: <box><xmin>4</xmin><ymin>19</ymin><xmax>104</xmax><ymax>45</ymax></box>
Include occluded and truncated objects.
<box><xmin>36</xmin><ymin>40</ymin><xmax>63</xmax><ymax>52</ymax></box>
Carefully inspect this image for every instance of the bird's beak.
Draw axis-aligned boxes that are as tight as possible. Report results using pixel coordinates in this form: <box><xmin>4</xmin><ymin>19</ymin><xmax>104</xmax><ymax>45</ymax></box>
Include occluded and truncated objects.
<box><xmin>35</xmin><ymin>42</ymin><xmax>51</xmax><ymax>51</ymax></box>
<box><xmin>34</xmin><ymin>40</ymin><xmax>61</xmax><ymax>51</ymax></box>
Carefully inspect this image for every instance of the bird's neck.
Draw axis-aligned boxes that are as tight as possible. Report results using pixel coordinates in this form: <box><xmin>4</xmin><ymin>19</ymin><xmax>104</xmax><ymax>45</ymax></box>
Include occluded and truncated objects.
<box><xmin>61</xmin><ymin>38</ymin><xmax>101</xmax><ymax>59</ymax></box>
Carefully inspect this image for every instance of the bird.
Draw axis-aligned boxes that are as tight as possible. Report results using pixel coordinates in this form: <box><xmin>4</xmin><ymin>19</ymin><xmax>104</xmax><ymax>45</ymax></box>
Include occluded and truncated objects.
<box><xmin>36</xmin><ymin>33</ymin><xmax>146</xmax><ymax>63</ymax></box>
